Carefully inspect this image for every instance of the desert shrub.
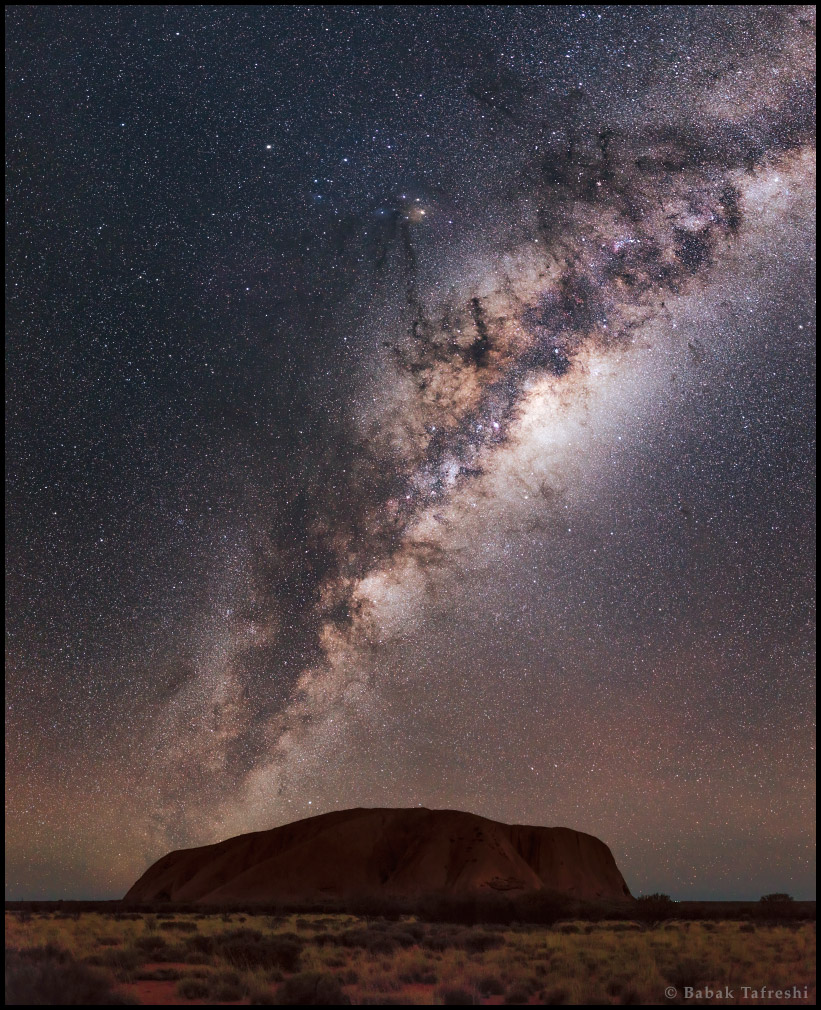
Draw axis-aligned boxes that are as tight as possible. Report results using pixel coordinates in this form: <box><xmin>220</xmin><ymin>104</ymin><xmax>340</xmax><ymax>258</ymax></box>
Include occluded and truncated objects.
<box><xmin>474</xmin><ymin>972</ymin><xmax>504</xmax><ymax>996</ymax></box>
<box><xmin>636</xmin><ymin>893</ymin><xmax>676</xmax><ymax>922</ymax></box>
<box><xmin>186</xmin><ymin>931</ymin><xmax>222</xmax><ymax>954</ymax></box>
<box><xmin>420</xmin><ymin>930</ymin><xmax>453</xmax><ymax>951</ymax></box>
<box><xmin>740</xmin><ymin>922</ymin><xmax>756</xmax><ymax>933</ymax></box>
<box><xmin>504</xmin><ymin>982</ymin><xmax>534</xmax><ymax>1004</ymax></box>
<box><xmin>158</xmin><ymin>919</ymin><xmax>198</xmax><ymax>932</ymax></box>
<box><xmin>275</xmin><ymin>971</ymin><xmax>351</xmax><ymax>1005</ymax></box>
<box><xmin>185</xmin><ymin>927</ymin><xmax>302</xmax><ymax>971</ymax></box>
<box><xmin>370</xmin><ymin>973</ymin><xmax>404</xmax><ymax>994</ymax></box>
<box><xmin>177</xmin><ymin>976</ymin><xmax>210</xmax><ymax>999</ymax></box>
<box><xmin>458</xmin><ymin>929</ymin><xmax>504</xmax><ymax>953</ymax></box>
<box><xmin>153</xmin><ymin>944</ymin><xmax>187</xmax><ymax>963</ymax></box>
<box><xmin>557</xmin><ymin>923</ymin><xmax>580</xmax><ymax>934</ymax></box>
<box><xmin>664</xmin><ymin>956</ymin><xmax>710</xmax><ymax>990</ymax></box>
<box><xmin>134</xmin><ymin>934</ymin><xmax>168</xmax><ymax>955</ymax></box>
<box><xmin>390</xmin><ymin>929</ymin><xmax>418</xmax><ymax>948</ymax></box>
<box><xmin>5</xmin><ymin>946</ymin><xmax>138</xmax><ymax>1005</ymax></box>
<box><xmin>84</xmin><ymin>946</ymin><xmax>141</xmax><ymax>972</ymax></box>
<box><xmin>229</xmin><ymin>931</ymin><xmax>300</xmax><ymax>971</ymax></box>
<box><xmin>95</xmin><ymin>936</ymin><xmax>121</xmax><ymax>946</ymax></box>
<box><xmin>400</xmin><ymin>921</ymin><xmax>426</xmax><ymax>941</ymax></box>
<box><xmin>214</xmin><ymin>970</ymin><xmax>242</xmax><ymax>985</ymax></box>
<box><xmin>543</xmin><ymin>987</ymin><xmax>570</xmax><ymax>1005</ymax></box>
<box><xmin>579</xmin><ymin>987</ymin><xmax>615</xmax><ymax>1005</ymax></box>
<box><xmin>421</xmin><ymin>924</ymin><xmax>480</xmax><ymax>951</ymax></box>
<box><xmin>12</xmin><ymin>942</ymin><xmax>68</xmax><ymax>962</ymax></box>
<box><xmin>398</xmin><ymin>964</ymin><xmax>437</xmax><ymax>984</ymax></box>
<box><xmin>210</xmin><ymin>969</ymin><xmax>246</xmax><ymax>1002</ymax></box>
<box><xmin>423</xmin><ymin>890</ymin><xmax>579</xmax><ymax>925</ymax></box>
<box><xmin>436</xmin><ymin>983</ymin><xmax>476</xmax><ymax>1005</ymax></box>
<box><xmin>335</xmin><ymin>926</ymin><xmax>407</xmax><ymax>954</ymax></box>
<box><xmin>249</xmin><ymin>986</ymin><xmax>278</xmax><ymax>1004</ymax></box>
<box><xmin>756</xmin><ymin>894</ymin><xmax>801</xmax><ymax>921</ymax></box>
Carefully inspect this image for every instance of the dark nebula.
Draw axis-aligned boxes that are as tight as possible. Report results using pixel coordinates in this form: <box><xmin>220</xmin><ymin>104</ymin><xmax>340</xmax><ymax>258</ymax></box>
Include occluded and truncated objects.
<box><xmin>6</xmin><ymin>6</ymin><xmax>815</xmax><ymax>900</ymax></box>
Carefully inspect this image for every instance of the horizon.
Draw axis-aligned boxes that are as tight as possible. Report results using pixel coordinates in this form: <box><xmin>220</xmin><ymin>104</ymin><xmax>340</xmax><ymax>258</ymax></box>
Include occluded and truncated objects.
<box><xmin>5</xmin><ymin>803</ymin><xmax>816</xmax><ymax>904</ymax></box>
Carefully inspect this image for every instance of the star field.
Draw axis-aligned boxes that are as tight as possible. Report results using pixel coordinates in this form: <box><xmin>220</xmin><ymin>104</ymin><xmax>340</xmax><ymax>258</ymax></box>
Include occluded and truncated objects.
<box><xmin>5</xmin><ymin>6</ymin><xmax>816</xmax><ymax>900</ymax></box>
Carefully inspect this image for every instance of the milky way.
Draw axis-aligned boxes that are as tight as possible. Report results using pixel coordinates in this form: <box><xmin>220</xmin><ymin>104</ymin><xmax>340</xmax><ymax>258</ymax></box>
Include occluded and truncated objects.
<box><xmin>6</xmin><ymin>6</ymin><xmax>816</xmax><ymax>899</ymax></box>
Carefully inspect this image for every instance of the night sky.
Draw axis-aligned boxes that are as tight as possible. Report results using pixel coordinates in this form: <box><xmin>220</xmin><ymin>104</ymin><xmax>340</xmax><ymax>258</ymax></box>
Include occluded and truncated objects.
<box><xmin>6</xmin><ymin>6</ymin><xmax>816</xmax><ymax>901</ymax></box>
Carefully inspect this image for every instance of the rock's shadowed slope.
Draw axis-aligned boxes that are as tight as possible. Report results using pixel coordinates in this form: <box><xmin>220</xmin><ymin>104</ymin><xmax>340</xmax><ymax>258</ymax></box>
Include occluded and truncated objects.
<box><xmin>125</xmin><ymin>808</ymin><xmax>632</xmax><ymax>904</ymax></box>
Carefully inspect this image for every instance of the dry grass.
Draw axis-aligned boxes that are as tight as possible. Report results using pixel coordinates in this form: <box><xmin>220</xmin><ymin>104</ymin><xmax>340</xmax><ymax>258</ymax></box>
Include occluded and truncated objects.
<box><xmin>4</xmin><ymin>911</ymin><xmax>815</xmax><ymax>1005</ymax></box>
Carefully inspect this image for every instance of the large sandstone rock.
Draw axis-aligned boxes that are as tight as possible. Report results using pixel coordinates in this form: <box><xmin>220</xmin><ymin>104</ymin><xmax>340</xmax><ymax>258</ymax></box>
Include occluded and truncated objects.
<box><xmin>124</xmin><ymin>807</ymin><xmax>632</xmax><ymax>904</ymax></box>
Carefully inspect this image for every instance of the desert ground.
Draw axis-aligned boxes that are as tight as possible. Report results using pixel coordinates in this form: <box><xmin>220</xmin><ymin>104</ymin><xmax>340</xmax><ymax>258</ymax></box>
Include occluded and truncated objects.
<box><xmin>5</xmin><ymin>907</ymin><xmax>816</xmax><ymax>1005</ymax></box>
